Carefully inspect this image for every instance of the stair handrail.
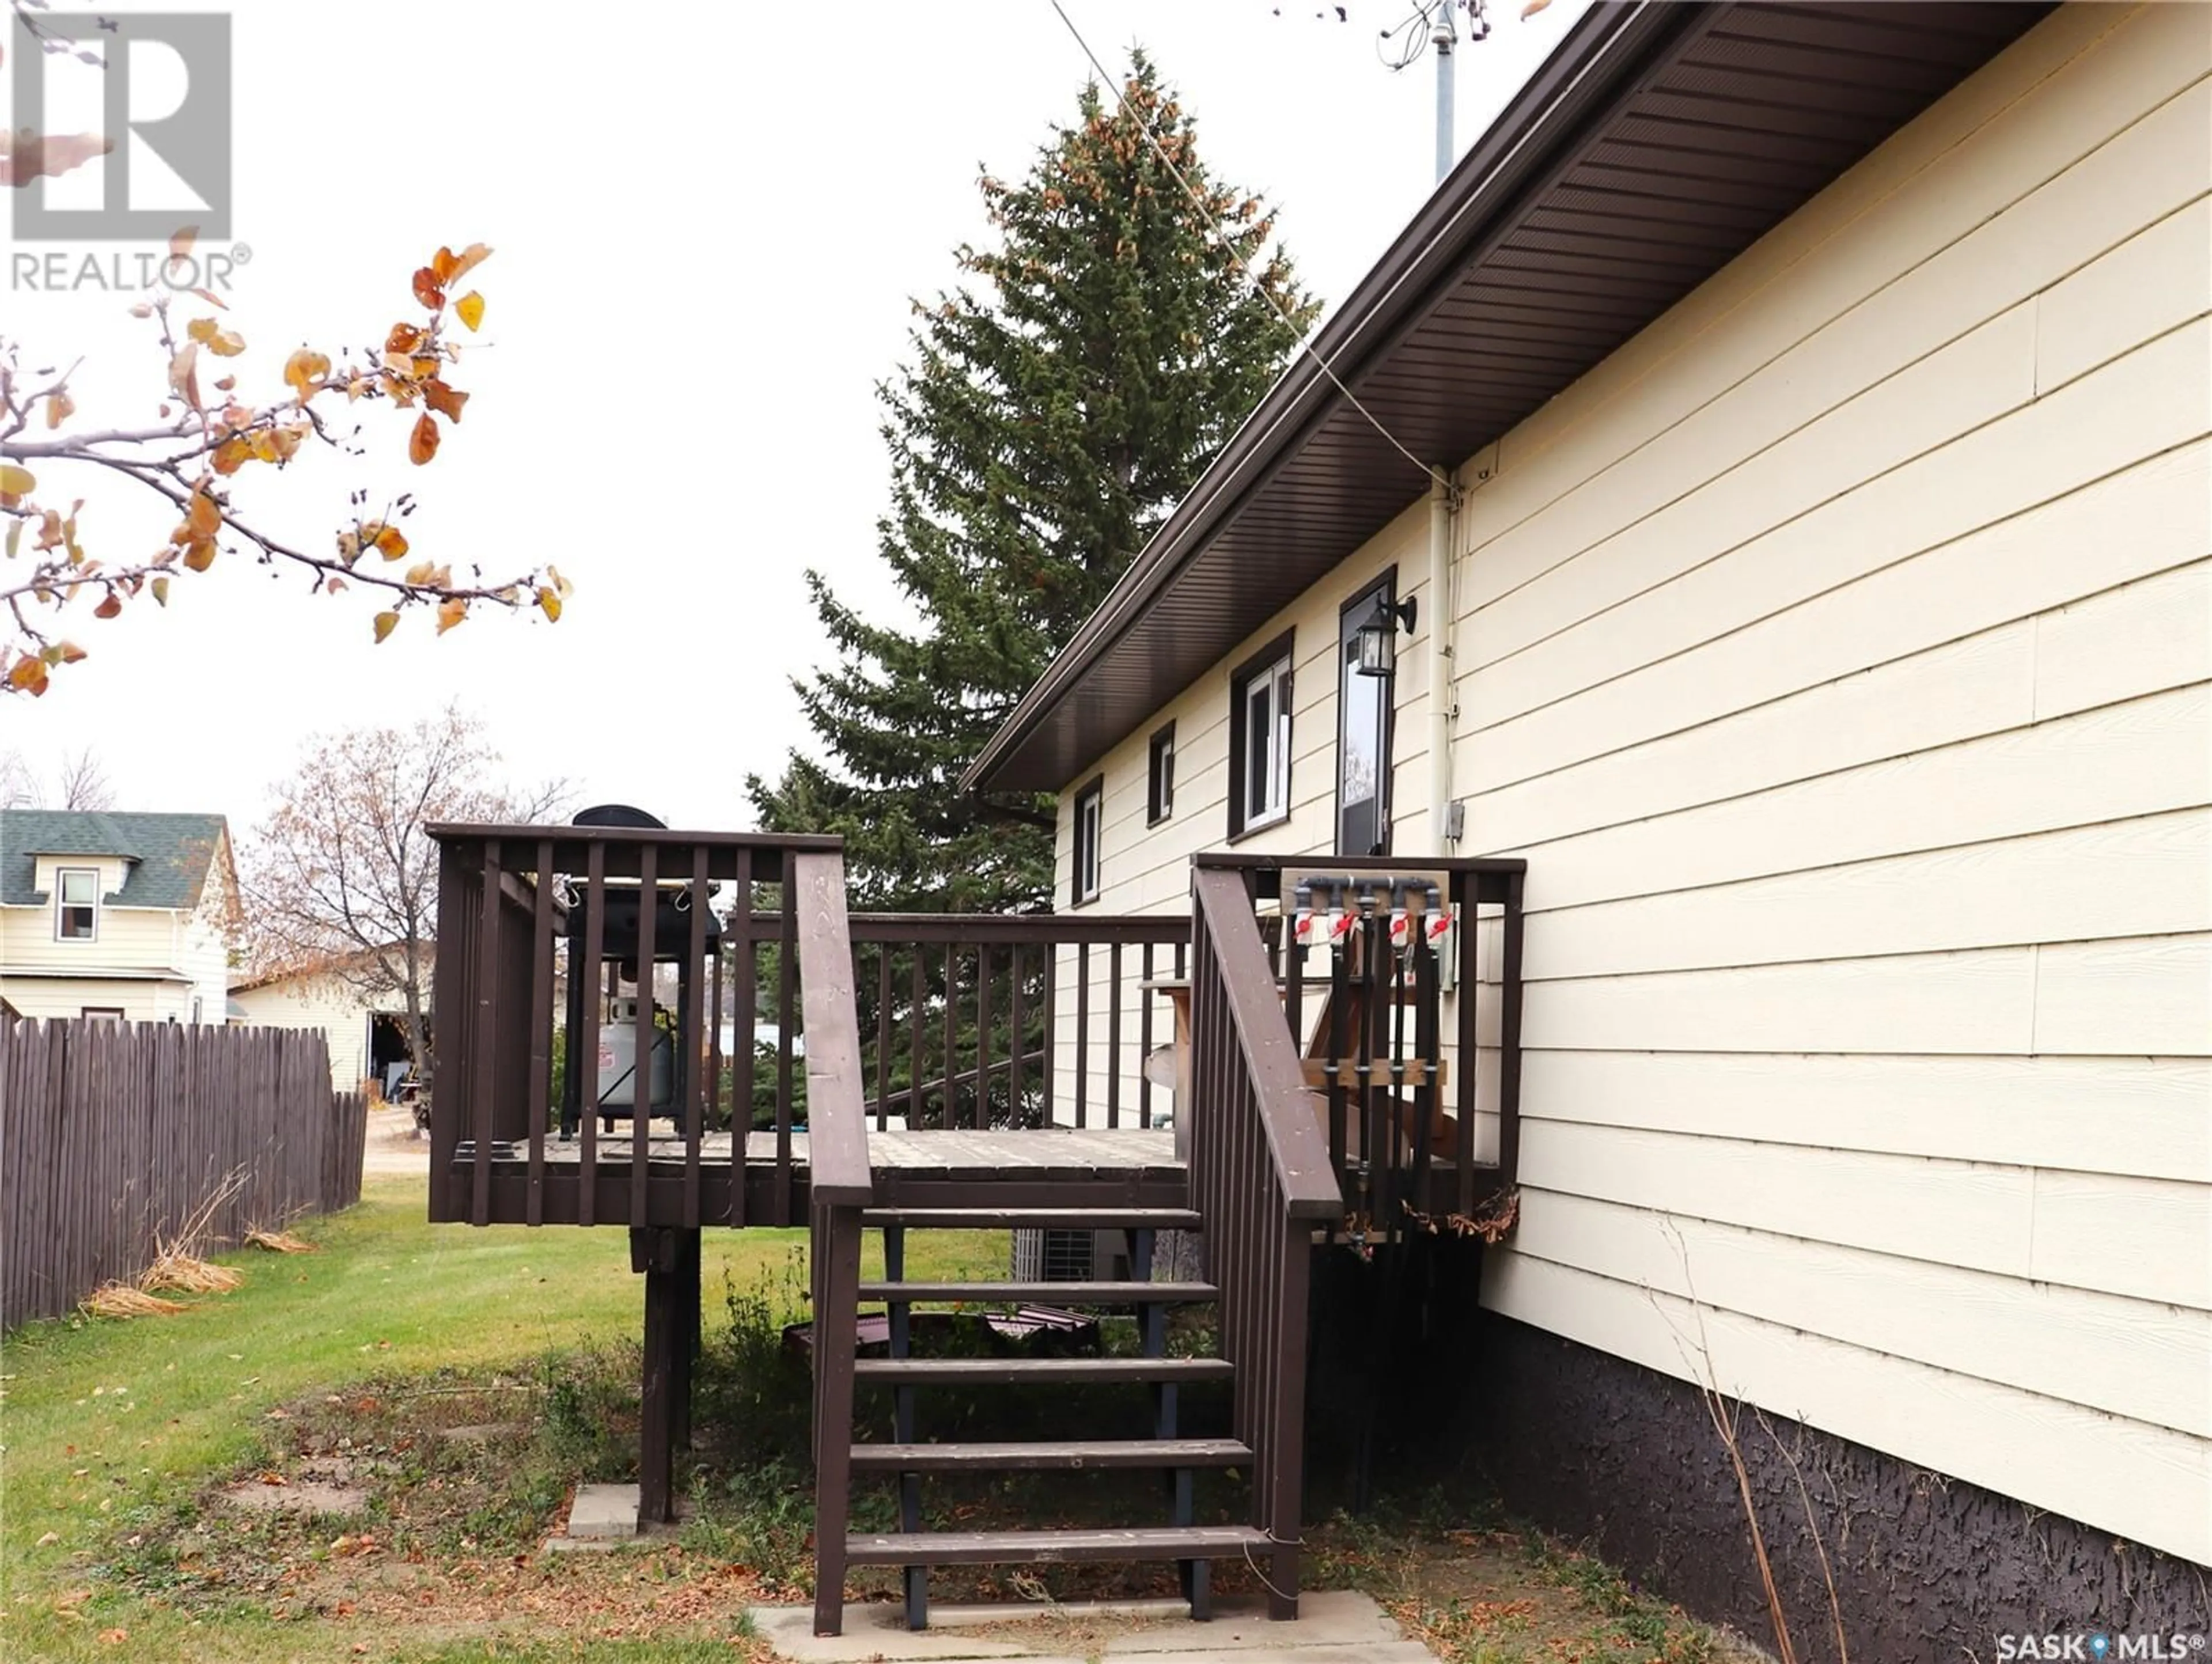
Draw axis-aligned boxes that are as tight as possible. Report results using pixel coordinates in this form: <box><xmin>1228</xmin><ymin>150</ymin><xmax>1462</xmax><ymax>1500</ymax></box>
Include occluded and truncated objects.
<box><xmin>1191</xmin><ymin>866</ymin><xmax>1342</xmax><ymax>1220</ymax></box>
<box><xmin>1186</xmin><ymin>863</ymin><xmax>1342</xmax><ymax>1620</ymax></box>
<box><xmin>791</xmin><ymin>850</ymin><xmax>873</xmax><ymax>1206</ymax></box>
<box><xmin>792</xmin><ymin>849</ymin><xmax>870</xmax><ymax>1636</ymax></box>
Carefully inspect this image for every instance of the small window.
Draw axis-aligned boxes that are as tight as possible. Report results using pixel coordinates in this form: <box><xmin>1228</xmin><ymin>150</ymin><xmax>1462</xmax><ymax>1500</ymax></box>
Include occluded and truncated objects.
<box><xmin>1072</xmin><ymin>776</ymin><xmax>1103</xmax><ymax>905</ymax></box>
<box><xmin>1146</xmin><ymin>723</ymin><xmax>1176</xmax><ymax>825</ymax></box>
<box><xmin>56</xmin><ymin>867</ymin><xmax>99</xmax><ymax>941</ymax></box>
<box><xmin>81</xmin><ymin>1006</ymin><xmax>126</xmax><ymax>1024</ymax></box>
<box><xmin>1228</xmin><ymin>635</ymin><xmax>1294</xmax><ymax>839</ymax></box>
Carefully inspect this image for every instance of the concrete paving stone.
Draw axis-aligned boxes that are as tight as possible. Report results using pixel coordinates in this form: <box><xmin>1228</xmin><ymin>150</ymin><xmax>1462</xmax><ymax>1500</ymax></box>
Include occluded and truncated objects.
<box><xmin>1101</xmin><ymin>1591</ymin><xmax>1403</xmax><ymax>1651</ymax></box>
<box><xmin>1124</xmin><ymin>1648</ymin><xmax>1436</xmax><ymax>1664</ymax></box>
<box><xmin>563</xmin><ymin>1482</ymin><xmax>641</xmax><ymax>1540</ymax></box>
<box><xmin>753</xmin><ymin>1591</ymin><xmax>1437</xmax><ymax>1662</ymax></box>
<box><xmin>749</xmin><ymin>1602</ymin><xmax>1070</xmax><ymax>1661</ymax></box>
<box><xmin>927</xmin><ymin>1598</ymin><xmax>1188</xmax><ymax>1629</ymax></box>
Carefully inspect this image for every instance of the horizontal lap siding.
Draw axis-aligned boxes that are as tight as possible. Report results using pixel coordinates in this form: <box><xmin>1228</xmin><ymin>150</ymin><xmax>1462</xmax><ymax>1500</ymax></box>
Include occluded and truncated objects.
<box><xmin>1452</xmin><ymin>2</ymin><xmax>2212</xmax><ymax>1564</ymax></box>
<box><xmin>1041</xmin><ymin>0</ymin><xmax>2210</xmax><ymax>1561</ymax></box>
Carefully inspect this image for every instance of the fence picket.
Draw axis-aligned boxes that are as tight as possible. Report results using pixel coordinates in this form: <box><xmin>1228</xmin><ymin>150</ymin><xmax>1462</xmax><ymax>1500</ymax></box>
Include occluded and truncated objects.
<box><xmin>0</xmin><ymin>1017</ymin><xmax>369</xmax><ymax>1326</ymax></box>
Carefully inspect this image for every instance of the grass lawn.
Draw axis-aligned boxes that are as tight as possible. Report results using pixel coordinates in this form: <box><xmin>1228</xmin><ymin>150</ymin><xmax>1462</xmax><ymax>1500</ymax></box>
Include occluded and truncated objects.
<box><xmin>0</xmin><ymin>1176</ymin><xmax>983</xmax><ymax>1662</ymax></box>
<box><xmin>1</xmin><ymin>1174</ymin><xmax>1758</xmax><ymax>1663</ymax></box>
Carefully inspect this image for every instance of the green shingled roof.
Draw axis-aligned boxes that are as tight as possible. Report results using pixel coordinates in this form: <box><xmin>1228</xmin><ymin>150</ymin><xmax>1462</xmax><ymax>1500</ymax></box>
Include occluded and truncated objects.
<box><xmin>0</xmin><ymin>810</ymin><xmax>229</xmax><ymax>910</ymax></box>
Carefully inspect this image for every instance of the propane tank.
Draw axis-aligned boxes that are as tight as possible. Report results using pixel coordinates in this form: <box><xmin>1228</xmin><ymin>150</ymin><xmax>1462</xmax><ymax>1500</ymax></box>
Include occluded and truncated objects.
<box><xmin>597</xmin><ymin>996</ymin><xmax>674</xmax><ymax>1113</ymax></box>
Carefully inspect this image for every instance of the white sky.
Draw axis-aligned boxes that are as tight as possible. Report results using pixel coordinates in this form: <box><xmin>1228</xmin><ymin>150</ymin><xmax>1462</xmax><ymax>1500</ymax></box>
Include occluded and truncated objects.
<box><xmin>4</xmin><ymin>0</ymin><xmax>1586</xmax><ymax>832</ymax></box>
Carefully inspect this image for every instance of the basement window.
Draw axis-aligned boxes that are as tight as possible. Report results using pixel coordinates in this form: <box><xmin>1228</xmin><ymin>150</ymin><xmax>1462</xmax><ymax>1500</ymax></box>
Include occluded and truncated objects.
<box><xmin>56</xmin><ymin>867</ymin><xmax>99</xmax><ymax>941</ymax></box>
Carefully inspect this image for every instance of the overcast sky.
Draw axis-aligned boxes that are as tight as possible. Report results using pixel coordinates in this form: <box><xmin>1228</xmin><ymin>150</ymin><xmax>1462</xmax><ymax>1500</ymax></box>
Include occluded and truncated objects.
<box><xmin>5</xmin><ymin>0</ymin><xmax>1586</xmax><ymax>833</ymax></box>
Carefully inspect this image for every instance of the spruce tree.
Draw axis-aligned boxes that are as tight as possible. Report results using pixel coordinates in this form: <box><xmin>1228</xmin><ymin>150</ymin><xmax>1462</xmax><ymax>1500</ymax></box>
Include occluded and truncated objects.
<box><xmin>748</xmin><ymin>54</ymin><xmax>1318</xmax><ymax>912</ymax></box>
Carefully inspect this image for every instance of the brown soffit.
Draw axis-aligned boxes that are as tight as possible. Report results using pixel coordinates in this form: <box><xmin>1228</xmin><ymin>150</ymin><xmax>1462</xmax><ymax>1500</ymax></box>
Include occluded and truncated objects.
<box><xmin>964</xmin><ymin>0</ymin><xmax>2054</xmax><ymax>795</ymax></box>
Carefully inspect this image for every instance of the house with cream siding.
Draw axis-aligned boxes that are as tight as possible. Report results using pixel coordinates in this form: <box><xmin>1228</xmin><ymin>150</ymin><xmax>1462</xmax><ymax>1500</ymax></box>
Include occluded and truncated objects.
<box><xmin>0</xmin><ymin>810</ymin><xmax>238</xmax><ymax>1024</ymax></box>
<box><xmin>967</xmin><ymin>0</ymin><xmax>2210</xmax><ymax>1648</ymax></box>
<box><xmin>228</xmin><ymin>960</ymin><xmax>412</xmax><ymax>1095</ymax></box>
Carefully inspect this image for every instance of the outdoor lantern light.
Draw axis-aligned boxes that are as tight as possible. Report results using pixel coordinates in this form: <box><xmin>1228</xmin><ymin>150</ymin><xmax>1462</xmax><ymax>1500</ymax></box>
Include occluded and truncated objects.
<box><xmin>1349</xmin><ymin>593</ymin><xmax>1418</xmax><ymax>678</ymax></box>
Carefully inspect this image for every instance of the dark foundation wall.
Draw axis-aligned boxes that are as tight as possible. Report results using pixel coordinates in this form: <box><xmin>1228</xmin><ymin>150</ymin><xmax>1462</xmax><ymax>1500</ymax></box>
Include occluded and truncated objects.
<box><xmin>1471</xmin><ymin>1314</ymin><xmax>2210</xmax><ymax>1663</ymax></box>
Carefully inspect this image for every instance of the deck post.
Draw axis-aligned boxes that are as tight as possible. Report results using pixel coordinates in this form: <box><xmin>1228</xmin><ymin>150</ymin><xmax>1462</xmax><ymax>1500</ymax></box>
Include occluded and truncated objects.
<box><xmin>675</xmin><ymin>1227</ymin><xmax>700</xmax><ymax>1454</ymax></box>
<box><xmin>632</xmin><ymin>1225</ymin><xmax>685</xmax><ymax>1527</ymax></box>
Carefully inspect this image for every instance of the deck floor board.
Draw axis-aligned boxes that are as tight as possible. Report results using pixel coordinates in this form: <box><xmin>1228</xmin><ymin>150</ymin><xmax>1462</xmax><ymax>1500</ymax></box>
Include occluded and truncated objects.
<box><xmin>457</xmin><ymin>1125</ymin><xmax>1180</xmax><ymax>1177</ymax></box>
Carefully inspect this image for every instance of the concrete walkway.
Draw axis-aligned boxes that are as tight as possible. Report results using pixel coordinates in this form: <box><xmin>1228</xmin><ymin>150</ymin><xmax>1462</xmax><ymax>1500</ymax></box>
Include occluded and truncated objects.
<box><xmin>751</xmin><ymin>1590</ymin><xmax>1437</xmax><ymax>1663</ymax></box>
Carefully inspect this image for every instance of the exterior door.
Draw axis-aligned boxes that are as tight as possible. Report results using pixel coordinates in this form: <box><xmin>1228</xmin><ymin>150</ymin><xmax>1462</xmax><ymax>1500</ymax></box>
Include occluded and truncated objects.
<box><xmin>1337</xmin><ymin>575</ymin><xmax>1396</xmax><ymax>855</ymax></box>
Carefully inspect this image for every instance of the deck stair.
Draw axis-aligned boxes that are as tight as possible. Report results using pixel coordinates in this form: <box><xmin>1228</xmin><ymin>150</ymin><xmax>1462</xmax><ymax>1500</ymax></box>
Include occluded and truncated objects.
<box><xmin>817</xmin><ymin>1201</ymin><xmax>1255</xmax><ymax>1632</ymax></box>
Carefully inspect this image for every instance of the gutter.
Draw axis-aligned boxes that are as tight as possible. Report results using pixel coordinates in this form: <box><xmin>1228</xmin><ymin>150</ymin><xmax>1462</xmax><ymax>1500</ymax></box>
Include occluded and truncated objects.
<box><xmin>964</xmin><ymin>0</ymin><xmax>1687</xmax><ymax>795</ymax></box>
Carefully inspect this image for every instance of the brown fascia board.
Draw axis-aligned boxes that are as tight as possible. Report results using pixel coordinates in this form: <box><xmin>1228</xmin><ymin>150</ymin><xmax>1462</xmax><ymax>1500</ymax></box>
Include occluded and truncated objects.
<box><xmin>962</xmin><ymin>0</ymin><xmax>1689</xmax><ymax>795</ymax></box>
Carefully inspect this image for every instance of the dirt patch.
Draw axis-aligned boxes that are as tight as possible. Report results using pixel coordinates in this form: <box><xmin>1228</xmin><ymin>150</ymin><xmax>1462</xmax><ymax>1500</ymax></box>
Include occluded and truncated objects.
<box><xmin>219</xmin><ymin>1476</ymin><xmax>369</xmax><ymax>1517</ymax></box>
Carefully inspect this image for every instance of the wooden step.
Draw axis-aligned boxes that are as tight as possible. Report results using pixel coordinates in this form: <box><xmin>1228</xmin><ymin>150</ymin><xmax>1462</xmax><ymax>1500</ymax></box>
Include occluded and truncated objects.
<box><xmin>849</xmin><ymin>1438</ymin><xmax>1251</xmax><ymax>1472</ymax></box>
<box><xmin>863</xmin><ymin>1207</ymin><xmax>1203</xmax><ymax>1230</ymax></box>
<box><xmin>845</xmin><ymin>1524</ymin><xmax>1271</xmax><ymax>1567</ymax></box>
<box><xmin>853</xmin><ymin>1356</ymin><xmax>1231</xmax><ymax>1386</ymax></box>
<box><xmin>857</xmin><ymin>1280</ymin><xmax>1218</xmax><ymax>1304</ymax></box>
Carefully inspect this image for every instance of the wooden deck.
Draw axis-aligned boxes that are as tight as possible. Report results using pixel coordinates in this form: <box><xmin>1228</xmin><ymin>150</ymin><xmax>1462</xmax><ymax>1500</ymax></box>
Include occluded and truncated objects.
<box><xmin>445</xmin><ymin>1125</ymin><xmax>1187</xmax><ymax>1223</ymax></box>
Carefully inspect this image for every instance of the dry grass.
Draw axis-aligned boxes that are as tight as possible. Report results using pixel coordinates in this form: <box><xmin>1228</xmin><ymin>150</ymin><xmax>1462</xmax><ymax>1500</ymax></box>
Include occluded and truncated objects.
<box><xmin>244</xmin><ymin>1227</ymin><xmax>316</xmax><ymax>1254</ymax></box>
<box><xmin>81</xmin><ymin>1283</ymin><xmax>188</xmax><ymax>1318</ymax></box>
<box><xmin>138</xmin><ymin>1249</ymin><xmax>244</xmax><ymax>1294</ymax></box>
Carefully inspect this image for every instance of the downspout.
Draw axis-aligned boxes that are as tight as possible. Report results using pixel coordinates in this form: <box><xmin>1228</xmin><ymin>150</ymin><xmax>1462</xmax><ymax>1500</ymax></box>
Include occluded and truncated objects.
<box><xmin>1427</xmin><ymin>468</ymin><xmax>1458</xmax><ymax>857</ymax></box>
<box><xmin>1428</xmin><ymin>468</ymin><xmax>1460</xmax><ymax>994</ymax></box>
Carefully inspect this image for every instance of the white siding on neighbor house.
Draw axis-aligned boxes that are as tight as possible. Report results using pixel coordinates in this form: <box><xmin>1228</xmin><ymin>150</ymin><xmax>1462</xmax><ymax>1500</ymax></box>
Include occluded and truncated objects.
<box><xmin>0</xmin><ymin>972</ymin><xmax>176</xmax><ymax>1024</ymax></box>
<box><xmin>1051</xmin><ymin>2</ymin><xmax>2212</xmax><ymax>1563</ymax></box>
<box><xmin>228</xmin><ymin>972</ymin><xmax>381</xmax><ymax>1093</ymax></box>
<box><xmin>0</xmin><ymin>894</ymin><xmax>192</xmax><ymax>1022</ymax></box>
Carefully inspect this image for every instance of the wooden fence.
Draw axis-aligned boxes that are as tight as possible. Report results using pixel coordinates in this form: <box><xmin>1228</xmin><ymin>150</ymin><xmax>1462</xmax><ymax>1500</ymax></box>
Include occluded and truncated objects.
<box><xmin>0</xmin><ymin>1017</ymin><xmax>370</xmax><ymax>1326</ymax></box>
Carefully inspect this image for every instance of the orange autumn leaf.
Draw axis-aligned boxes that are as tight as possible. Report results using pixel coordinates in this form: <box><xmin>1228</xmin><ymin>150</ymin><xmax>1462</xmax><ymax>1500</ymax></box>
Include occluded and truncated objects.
<box><xmin>182</xmin><ymin>539</ymin><xmax>217</xmax><ymax>573</ymax></box>
<box><xmin>372</xmin><ymin>610</ymin><xmax>400</xmax><ymax>644</ymax></box>
<box><xmin>536</xmin><ymin>586</ymin><xmax>562</xmax><ymax>623</ymax></box>
<box><xmin>283</xmin><ymin>349</ymin><xmax>330</xmax><ymax>403</ymax></box>
<box><xmin>7</xmin><ymin>655</ymin><xmax>50</xmax><ymax>693</ymax></box>
<box><xmin>435</xmin><ymin>597</ymin><xmax>467</xmax><ymax>634</ymax></box>
<box><xmin>93</xmin><ymin>593</ymin><xmax>122</xmax><ymax>619</ymax></box>
<box><xmin>372</xmin><ymin>524</ymin><xmax>409</xmax><ymax>561</ymax></box>
<box><xmin>423</xmin><ymin>380</ymin><xmax>468</xmax><ymax>423</ymax></box>
<box><xmin>45</xmin><ymin>391</ymin><xmax>74</xmax><ymax>429</ymax></box>
<box><xmin>385</xmin><ymin>323</ymin><xmax>423</xmax><ymax>355</ymax></box>
<box><xmin>407</xmin><ymin>413</ymin><xmax>441</xmax><ymax>465</ymax></box>
<box><xmin>211</xmin><ymin>437</ymin><xmax>253</xmax><ymax>475</ymax></box>
<box><xmin>445</xmin><ymin>242</ymin><xmax>492</xmax><ymax>285</ymax></box>
<box><xmin>411</xmin><ymin>267</ymin><xmax>444</xmax><ymax>309</ymax></box>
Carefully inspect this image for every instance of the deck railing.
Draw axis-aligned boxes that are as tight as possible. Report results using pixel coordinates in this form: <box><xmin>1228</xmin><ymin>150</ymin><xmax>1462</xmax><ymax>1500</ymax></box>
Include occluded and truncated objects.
<box><xmin>427</xmin><ymin>822</ymin><xmax>1194</xmax><ymax>1230</ymax></box>
<box><xmin>1198</xmin><ymin>851</ymin><xmax>1526</xmax><ymax>1239</ymax></box>
<box><xmin>1185</xmin><ymin>864</ymin><xmax>1343</xmax><ymax>1617</ymax></box>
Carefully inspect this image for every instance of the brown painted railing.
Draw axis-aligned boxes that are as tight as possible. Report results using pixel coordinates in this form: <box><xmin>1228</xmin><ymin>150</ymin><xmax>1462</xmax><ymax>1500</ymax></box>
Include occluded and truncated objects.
<box><xmin>1198</xmin><ymin>851</ymin><xmax>1527</xmax><ymax>1239</ymax></box>
<box><xmin>1185</xmin><ymin>865</ymin><xmax>1343</xmax><ymax>1617</ymax></box>
<box><xmin>846</xmin><ymin>912</ymin><xmax>1185</xmax><ymax>1131</ymax></box>
<box><xmin>428</xmin><ymin>821</ymin><xmax>1192</xmax><ymax>1230</ymax></box>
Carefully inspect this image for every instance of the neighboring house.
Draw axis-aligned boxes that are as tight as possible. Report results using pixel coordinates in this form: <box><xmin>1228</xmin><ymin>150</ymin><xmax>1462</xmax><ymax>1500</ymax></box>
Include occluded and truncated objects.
<box><xmin>228</xmin><ymin>957</ymin><xmax>415</xmax><ymax>1095</ymax></box>
<box><xmin>969</xmin><ymin>0</ymin><xmax>2208</xmax><ymax>1633</ymax></box>
<box><xmin>0</xmin><ymin>810</ymin><xmax>239</xmax><ymax>1024</ymax></box>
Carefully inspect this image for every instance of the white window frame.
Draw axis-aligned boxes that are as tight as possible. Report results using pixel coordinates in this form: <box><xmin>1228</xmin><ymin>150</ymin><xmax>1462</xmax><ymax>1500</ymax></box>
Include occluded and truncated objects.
<box><xmin>1146</xmin><ymin>723</ymin><xmax>1175</xmax><ymax>826</ymax></box>
<box><xmin>55</xmin><ymin>866</ymin><xmax>100</xmax><ymax>942</ymax></box>
<box><xmin>1234</xmin><ymin>652</ymin><xmax>1293</xmax><ymax>836</ymax></box>
<box><xmin>1072</xmin><ymin>779</ymin><xmax>1103</xmax><ymax>905</ymax></box>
